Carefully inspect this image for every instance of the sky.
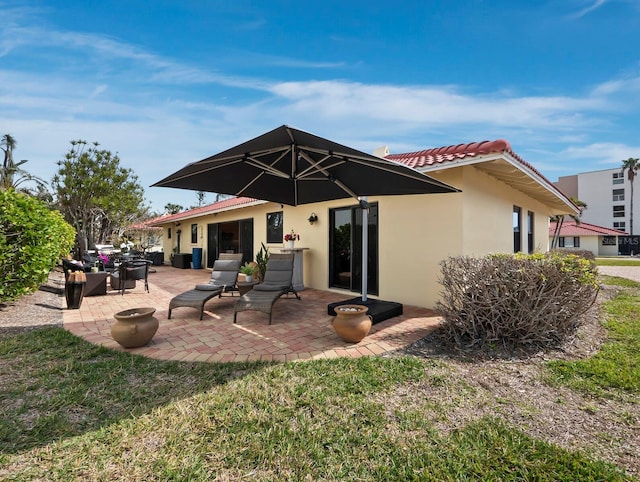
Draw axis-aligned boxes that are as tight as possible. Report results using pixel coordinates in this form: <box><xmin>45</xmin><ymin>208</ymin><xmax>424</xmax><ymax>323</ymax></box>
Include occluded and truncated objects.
<box><xmin>1</xmin><ymin>0</ymin><xmax>640</xmax><ymax>213</ymax></box>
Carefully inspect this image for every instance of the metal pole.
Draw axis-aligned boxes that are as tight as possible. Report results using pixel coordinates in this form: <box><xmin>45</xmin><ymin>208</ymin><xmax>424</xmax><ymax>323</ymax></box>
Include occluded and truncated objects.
<box><xmin>360</xmin><ymin>197</ymin><xmax>369</xmax><ymax>302</ymax></box>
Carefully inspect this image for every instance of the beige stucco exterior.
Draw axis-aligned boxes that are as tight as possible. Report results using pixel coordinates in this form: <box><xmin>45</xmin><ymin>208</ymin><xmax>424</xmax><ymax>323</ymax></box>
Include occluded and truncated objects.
<box><xmin>156</xmin><ymin>160</ymin><xmax>568</xmax><ymax>310</ymax></box>
<box><xmin>549</xmin><ymin>235</ymin><xmax>620</xmax><ymax>257</ymax></box>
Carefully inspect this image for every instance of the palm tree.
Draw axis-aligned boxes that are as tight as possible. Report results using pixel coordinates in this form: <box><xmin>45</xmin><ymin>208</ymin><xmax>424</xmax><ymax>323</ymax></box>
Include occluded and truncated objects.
<box><xmin>621</xmin><ymin>157</ymin><xmax>640</xmax><ymax>236</ymax></box>
<box><xmin>1</xmin><ymin>134</ymin><xmax>47</xmax><ymax>193</ymax></box>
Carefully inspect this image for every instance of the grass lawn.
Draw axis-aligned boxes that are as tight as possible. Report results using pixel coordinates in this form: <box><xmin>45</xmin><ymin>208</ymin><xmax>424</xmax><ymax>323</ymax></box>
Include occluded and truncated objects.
<box><xmin>1</xmin><ymin>279</ymin><xmax>638</xmax><ymax>480</ymax></box>
<box><xmin>596</xmin><ymin>257</ymin><xmax>640</xmax><ymax>266</ymax></box>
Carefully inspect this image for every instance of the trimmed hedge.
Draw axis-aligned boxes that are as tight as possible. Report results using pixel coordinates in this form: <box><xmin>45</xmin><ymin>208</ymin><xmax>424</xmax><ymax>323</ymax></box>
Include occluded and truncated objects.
<box><xmin>0</xmin><ymin>189</ymin><xmax>76</xmax><ymax>302</ymax></box>
<box><xmin>436</xmin><ymin>252</ymin><xmax>599</xmax><ymax>348</ymax></box>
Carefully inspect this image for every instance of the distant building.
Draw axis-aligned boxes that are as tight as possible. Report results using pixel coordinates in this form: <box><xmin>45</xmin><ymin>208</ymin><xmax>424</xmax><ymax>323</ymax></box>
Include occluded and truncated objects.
<box><xmin>555</xmin><ymin>167</ymin><xmax>640</xmax><ymax>235</ymax></box>
<box><xmin>548</xmin><ymin>220</ymin><xmax>625</xmax><ymax>257</ymax></box>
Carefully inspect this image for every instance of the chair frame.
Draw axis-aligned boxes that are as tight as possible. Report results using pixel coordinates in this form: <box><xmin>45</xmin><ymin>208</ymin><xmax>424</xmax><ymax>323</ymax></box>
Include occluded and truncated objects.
<box><xmin>233</xmin><ymin>253</ymin><xmax>299</xmax><ymax>325</ymax></box>
<box><xmin>168</xmin><ymin>253</ymin><xmax>243</xmax><ymax>320</ymax></box>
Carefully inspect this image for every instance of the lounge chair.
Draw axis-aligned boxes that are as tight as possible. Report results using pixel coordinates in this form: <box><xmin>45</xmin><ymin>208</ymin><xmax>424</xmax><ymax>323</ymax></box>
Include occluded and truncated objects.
<box><xmin>233</xmin><ymin>253</ymin><xmax>300</xmax><ymax>325</ymax></box>
<box><xmin>168</xmin><ymin>253</ymin><xmax>243</xmax><ymax>320</ymax></box>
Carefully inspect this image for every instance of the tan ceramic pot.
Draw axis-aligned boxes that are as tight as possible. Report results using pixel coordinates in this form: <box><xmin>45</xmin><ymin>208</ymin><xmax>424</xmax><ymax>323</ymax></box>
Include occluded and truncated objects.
<box><xmin>331</xmin><ymin>304</ymin><xmax>372</xmax><ymax>343</ymax></box>
<box><xmin>111</xmin><ymin>307</ymin><xmax>158</xmax><ymax>348</ymax></box>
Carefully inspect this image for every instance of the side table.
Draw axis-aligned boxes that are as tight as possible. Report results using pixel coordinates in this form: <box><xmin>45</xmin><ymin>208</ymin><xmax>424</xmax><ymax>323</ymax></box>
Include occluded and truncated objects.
<box><xmin>237</xmin><ymin>281</ymin><xmax>258</xmax><ymax>296</ymax></box>
<box><xmin>85</xmin><ymin>271</ymin><xmax>109</xmax><ymax>296</ymax></box>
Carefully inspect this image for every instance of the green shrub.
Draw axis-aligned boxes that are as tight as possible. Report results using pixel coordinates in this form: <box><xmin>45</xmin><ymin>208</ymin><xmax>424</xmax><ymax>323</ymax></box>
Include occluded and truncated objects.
<box><xmin>0</xmin><ymin>189</ymin><xmax>76</xmax><ymax>302</ymax></box>
<box><xmin>436</xmin><ymin>252</ymin><xmax>599</xmax><ymax>348</ymax></box>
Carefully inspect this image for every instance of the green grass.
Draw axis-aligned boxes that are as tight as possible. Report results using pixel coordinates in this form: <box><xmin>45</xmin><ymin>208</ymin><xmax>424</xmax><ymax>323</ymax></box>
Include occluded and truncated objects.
<box><xmin>596</xmin><ymin>257</ymin><xmax>640</xmax><ymax>266</ymax></box>
<box><xmin>548</xmin><ymin>278</ymin><xmax>640</xmax><ymax>397</ymax></box>
<box><xmin>0</xmin><ymin>329</ymin><xmax>631</xmax><ymax>480</ymax></box>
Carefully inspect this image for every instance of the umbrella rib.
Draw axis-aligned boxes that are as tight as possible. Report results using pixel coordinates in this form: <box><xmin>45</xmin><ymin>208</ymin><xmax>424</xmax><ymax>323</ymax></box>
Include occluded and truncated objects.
<box><xmin>297</xmin><ymin>150</ymin><xmax>359</xmax><ymax>198</ymax></box>
<box><xmin>245</xmin><ymin>150</ymin><xmax>291</xmax><ymax>179</ymax></box>
<box><xmin>200</xmin><ymin>146</ymin><xmax>290</xmax><ymax>164</ymax></box>
<box><xmin>296</xmin><ymin>154</ymin><xmax>345</xmax><ymax>179</ymax></box>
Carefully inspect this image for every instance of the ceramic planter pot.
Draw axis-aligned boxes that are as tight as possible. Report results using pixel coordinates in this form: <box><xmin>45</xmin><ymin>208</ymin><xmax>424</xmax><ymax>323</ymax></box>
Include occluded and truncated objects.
<box><xmin>111</xmin><ymin>307</ymin><xmax>158</xmax><ymax>348</ymax></box>
<box><xmin>331</xmin><ymin>304</ymin><xmax>372</xmax><ymax>343</ymax></box>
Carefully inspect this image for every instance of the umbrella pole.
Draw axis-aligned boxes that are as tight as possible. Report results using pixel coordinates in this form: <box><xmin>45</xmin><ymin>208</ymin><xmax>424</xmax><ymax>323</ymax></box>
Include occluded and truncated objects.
<box><xmin>360</xmin><ymin>197</ymin><xmax>369</xmax><ymax>302</ymax></box>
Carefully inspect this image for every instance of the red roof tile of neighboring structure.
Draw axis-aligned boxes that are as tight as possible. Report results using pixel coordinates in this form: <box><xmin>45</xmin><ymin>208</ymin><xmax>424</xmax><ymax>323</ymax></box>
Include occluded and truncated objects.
<box><xmin>549</xmin><ymin>221</ymin><xmax>627</xmax><ymax>236</ymax></box>
<box><xmin>148</xmin><ymin>197</ymin><xmax>263</xmax><ymax>226</ymax></box>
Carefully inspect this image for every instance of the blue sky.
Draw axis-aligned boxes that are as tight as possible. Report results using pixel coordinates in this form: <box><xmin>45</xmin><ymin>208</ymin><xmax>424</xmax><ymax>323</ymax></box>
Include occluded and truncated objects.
<box><xmin>2</xmin><ymin>0</ymin><xmax>639</xmax><ymax>212</ymax></box>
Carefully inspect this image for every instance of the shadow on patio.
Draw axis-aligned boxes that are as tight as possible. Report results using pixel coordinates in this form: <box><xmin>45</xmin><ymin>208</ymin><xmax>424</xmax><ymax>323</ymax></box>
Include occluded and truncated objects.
<box><xmin>63</xmin><ymin>265</ymin><xmax>442</xmax><ymax>363</ymax></box>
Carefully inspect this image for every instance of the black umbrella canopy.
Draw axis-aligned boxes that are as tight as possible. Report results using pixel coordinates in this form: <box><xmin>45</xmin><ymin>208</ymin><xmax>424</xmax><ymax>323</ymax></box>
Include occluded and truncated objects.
<box><xmin>152</xmin><ymin>125</ymin><xmax>459</xmax><ymax>205</ymax></box>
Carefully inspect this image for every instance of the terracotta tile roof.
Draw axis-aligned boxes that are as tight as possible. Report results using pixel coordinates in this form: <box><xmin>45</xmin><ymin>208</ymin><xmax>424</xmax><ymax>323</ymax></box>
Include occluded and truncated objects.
<box><xmin>386</xmin><ymin>139</ymin><xmax>550</xmax><ymax>181</ymax></box>
<box><xmin>385</xmin><ymin>139</ymin><xmax>577</xmax><ymax>214</ymax></box>
<box><xmin>148</xmin><ymin>197</ymin><xmax>264</xmax><ymax>226</ymax></box>
<box><xmin>549</xmin><ymin>221</ymin><xmax>627</xmax><ymax>236</ymax></box>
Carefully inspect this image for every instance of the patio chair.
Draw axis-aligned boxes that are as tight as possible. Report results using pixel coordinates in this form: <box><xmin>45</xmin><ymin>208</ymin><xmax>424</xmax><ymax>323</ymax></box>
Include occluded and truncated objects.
<box><xmin>168</xmin><ymin>253</ymin><xmax>243</xmax><ymax>320</ymax></box>
<box><xmin>233</xmin><ymin>253</ymin><xmax>300</xmax><ymax>325</ymax></box>
<box><xmin>111</xmin><ymin>259</ymin><xmax>152</xmax><ymax>295</ymax></box>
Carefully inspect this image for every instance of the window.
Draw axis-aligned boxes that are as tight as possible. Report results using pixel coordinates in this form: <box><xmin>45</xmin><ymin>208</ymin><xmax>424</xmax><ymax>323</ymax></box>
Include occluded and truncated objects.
<box><xmin>559</xmin><ymin>237</ymin><xmax>579</xmax><ymax>248</ymax></box>
<box><xmin>614</xmin><ymin>221</ymin><xmax>626</xmax><ymax>231</ymax></box>
<box><xmin>527</xmin><ymin>211</ymin><xmax>534</xmax><ymax>253</ymax></box>
<box><xmin>513</xmin><ymin>206</ymin><xmax>522</xmax><ymax>253</ymax></box>
<box><xmin>191</xmin><ymin>224</ymin><xmax>198</xmax><ymax>243</ymax></box>
<box><xmin>613</xmin><ymin>189</ymin><xmax>625</xmax><ymax>201</ymax></box>
<box><xmin>613</xmin><ymin>172</ymin><xmax>624</xmax><ymax>184</ymax></box>
<box><xmin>266</xmin><ymin>211</ymin><xmax>283</xmax><ymax>243</ymax></box>
<box><xmin>613</xmin><ymin>205</ymin><xmax>625</xmax><ymax>218</ymax></box>
<box><xmin>168</xmin><ymin>228</ymin><xmax>172</xmax><ymax>239</ymax></box>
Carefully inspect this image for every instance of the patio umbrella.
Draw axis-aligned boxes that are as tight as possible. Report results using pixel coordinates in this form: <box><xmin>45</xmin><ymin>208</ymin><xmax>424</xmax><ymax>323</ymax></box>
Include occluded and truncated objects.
<box><xmin>153</xmin><ymin>125</ymin><xmax>459</xmax><ymax>305</ymax></box>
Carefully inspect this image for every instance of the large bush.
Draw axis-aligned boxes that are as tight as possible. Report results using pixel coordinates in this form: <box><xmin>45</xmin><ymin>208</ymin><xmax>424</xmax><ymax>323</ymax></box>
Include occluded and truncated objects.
<box><xmin>436</xmin><ymin>252</ymin><xmax>599</xmax><ymax>348</ymax></box>
<box><xmin>0</xmin><ymin>189</ymin><xmax>76</xmax><ymax>302</ymax></box>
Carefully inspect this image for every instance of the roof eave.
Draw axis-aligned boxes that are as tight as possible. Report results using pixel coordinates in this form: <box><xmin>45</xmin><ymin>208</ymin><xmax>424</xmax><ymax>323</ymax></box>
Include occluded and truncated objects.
<box><xmin>414</xmin><ymin>152</ymin><xmax>579</xmax><ymax>216</ymax></box>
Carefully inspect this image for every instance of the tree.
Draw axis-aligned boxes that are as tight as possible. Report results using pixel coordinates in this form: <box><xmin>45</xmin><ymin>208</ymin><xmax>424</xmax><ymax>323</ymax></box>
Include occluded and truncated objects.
<box><xmin>621</xmin><ymin>157</ymin><xmax>639</xmax><ymax>236</ymax></box>
<box><xmin>164</xmin><ymin>203</ymin><xmax>183</xmax><ymax>214</ymax></box>
<box><xmin>51</xmin><ymin>140</ymin><xmax>146</xmax><ymax>253</ymax></box>
<box><xmin>1</xmin><ymin>134</ymin><xmax>47</xmax><ymax>194</ymax></box>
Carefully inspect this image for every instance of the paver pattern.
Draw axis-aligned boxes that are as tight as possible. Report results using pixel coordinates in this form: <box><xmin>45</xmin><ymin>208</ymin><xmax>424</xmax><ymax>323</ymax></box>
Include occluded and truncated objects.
<box><xmin>63</xmin><ymin>265</ymin><xmax>442</xmax><ymax>362</ymax></box>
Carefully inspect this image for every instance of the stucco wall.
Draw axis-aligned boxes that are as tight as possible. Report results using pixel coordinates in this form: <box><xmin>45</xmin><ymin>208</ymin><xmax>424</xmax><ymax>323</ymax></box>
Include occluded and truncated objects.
<box><xmin>157</xmin><ymin>164</ymin><xmax>563</xmax><ymax>309</ymax></box>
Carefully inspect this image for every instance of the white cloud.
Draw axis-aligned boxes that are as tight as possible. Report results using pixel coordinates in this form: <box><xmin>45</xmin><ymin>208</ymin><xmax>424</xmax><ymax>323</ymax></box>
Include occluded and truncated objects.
<box><xmin>571</xmin><ymin>0</ymin><xmax>609</xmax><ymax>18</ymax></box>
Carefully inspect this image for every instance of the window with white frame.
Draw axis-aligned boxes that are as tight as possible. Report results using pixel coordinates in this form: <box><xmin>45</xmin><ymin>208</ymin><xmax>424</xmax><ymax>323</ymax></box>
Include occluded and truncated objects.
<box><xmin>614</xmin><ymin>221</ymin><xmax>626</xmax><ymax>231</ymax></box>
<box><xmin>613</xmin><ymin>188</ymin><xmax>625</xmax><ymax>201</ymax></box>
<box><xmin>613</xmin><ymin>172</ymin><xmax>624</xmax><ymax>184</ymax></box>
<box><xmin>613</xmin><ymin>205</ymin><xmax>625</xmax><ymax>218</ymax></box>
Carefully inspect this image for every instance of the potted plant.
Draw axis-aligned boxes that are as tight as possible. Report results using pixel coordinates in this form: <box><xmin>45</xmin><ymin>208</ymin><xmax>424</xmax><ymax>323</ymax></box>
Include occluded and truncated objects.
<box><xmin>239</xmin><ymin>262</ymin><xmax>257</xmax><ymax>283</ymax></box>
<box><xmin>255</xmin><ymin>242</ymin><xmax>270</xmax><ymax>282</ymax></box>
<box><xmin>284</xmin><ymin>229</ymin><xmax>300</xmax><ymax>249</ymax></box>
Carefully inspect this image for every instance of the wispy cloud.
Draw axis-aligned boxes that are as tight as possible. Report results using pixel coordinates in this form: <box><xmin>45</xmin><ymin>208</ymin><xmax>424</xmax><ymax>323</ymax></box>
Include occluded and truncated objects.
<box><xmin>571</xmin><ymin>0</ymin><xmax>609</xmax><ymax>18</ymax></box>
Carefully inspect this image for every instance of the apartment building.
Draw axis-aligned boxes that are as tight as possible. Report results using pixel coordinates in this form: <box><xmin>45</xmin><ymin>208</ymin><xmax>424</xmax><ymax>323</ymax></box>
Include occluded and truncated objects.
<box><xmin>555</xmin><ymin>167</ymin><xmax>639</xmax><ymax>235</ymax></box>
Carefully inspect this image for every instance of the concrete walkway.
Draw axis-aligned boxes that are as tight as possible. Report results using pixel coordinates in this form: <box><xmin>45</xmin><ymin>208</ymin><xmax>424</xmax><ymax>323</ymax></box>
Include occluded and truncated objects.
<box><xmin>598</xmin><ymin>265</ymin><xmax>640</xmax><ymax>283</ymax></box>
<box><xmin>63</xmin><ymin>265</ymin><xmax>442</xmax><ymax>363</ymax></box>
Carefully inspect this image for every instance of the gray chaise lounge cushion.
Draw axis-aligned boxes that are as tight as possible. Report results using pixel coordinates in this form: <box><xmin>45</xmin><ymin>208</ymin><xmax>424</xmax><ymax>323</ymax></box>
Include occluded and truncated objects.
<box><xmin>233</xmin><ymin>254</ymin><xmax>299</xmax><ymax>325</ymax></box>
<box><xmin>168</xmin><ymin>255</ymin><xmax>242</xmax><ymax>320</ymax></box>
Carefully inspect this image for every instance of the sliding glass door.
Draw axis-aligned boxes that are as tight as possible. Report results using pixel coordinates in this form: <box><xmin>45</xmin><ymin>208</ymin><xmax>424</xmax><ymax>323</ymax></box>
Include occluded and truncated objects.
<box><xmin>329</xmin><ymin>203</ymin><xmax>378</xmax><ymax>295</ymax></box>
<box><xmin>206</xmin><ymin>219</ymin><xmax>253</xmax><ymax>268</ymax></box>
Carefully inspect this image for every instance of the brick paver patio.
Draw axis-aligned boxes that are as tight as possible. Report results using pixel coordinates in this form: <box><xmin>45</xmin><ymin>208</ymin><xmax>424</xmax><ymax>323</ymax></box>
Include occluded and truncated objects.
<box><xmin>63</xmin><ymin>264</ymin><xmax>442</xmax><ymax>363</ymax></box>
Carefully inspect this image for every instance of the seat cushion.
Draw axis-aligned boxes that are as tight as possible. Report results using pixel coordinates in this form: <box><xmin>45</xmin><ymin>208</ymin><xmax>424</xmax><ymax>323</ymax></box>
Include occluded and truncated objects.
<box><xmin>195</xmin><ymin>284</ymin><xmax>225</xmax><ymax>291</ymax></box>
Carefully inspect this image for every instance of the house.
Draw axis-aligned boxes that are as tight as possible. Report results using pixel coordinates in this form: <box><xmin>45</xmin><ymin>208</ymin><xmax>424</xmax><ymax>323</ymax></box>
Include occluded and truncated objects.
<box><xmin>549</xmin><ymin>220</ymin><xmax>627</xmax><ymax>257</ymax></box>
<box><xmin>151</xmin><ymin>139</ymin><xmax>577</xmax><ymax>310</ymax></box>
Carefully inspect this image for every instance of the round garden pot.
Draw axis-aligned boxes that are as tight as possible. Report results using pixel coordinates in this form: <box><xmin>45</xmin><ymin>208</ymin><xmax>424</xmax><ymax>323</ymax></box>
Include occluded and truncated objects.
<box><xmin>331</xmin><ymin>304</ymin><xmax>372</xmax><ymax>343</ymax></box>
<box><xmin>111</xmin><ymin>307</ymin><xmax>159</xmax><ymax>348</ymax></box>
